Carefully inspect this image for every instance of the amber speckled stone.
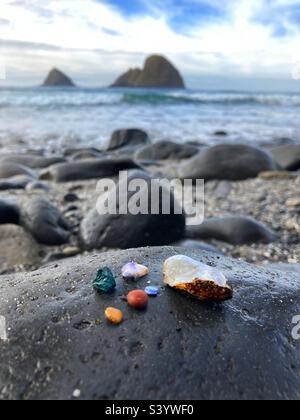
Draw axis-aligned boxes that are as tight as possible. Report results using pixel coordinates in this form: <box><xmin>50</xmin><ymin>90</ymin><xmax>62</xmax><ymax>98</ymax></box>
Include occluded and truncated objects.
<box><xmin>105</xmin><ymin>307</ymin><xmax>123</xmax><ymax>325</ymax></box>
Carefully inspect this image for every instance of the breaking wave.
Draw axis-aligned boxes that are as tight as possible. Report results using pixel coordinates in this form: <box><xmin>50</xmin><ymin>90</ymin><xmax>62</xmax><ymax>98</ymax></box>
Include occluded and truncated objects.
<box><xmin>1</xmin><ymin>88</ymin><xmax>300</xmax><ymax>108</ymax></box>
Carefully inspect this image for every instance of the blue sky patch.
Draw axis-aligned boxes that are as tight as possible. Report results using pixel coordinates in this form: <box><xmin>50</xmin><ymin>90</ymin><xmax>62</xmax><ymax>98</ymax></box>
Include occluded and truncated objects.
<box><xmin>101</xmin><ymin>0</ymin><xmax>149</xmax><ymax>16</ymax></box>
<box><xmin>100</xmin><ymin>0</ymin><xmax>225</xmax><ymax>35</ymax></box>
<box><xmin>167</xmin><ymin>1</ymin><xmax>224</xmax><ymax>34</ymax></box>
<box><xmin>272</xmin><ymin>25</ymin><xmax>289</xmax><ymax>38</ymax></box>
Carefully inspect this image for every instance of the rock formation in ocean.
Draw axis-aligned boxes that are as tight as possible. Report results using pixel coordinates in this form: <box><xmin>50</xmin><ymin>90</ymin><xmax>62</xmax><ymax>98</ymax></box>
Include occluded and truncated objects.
<box><xmin>42</xmin><ymin>68</ymin><xmax>75</xmax><ymax>87</ymax></box>
<box><xmin>110</xmin><ymin>55</ymin><xmax>185</xmax><ymax>88</ymax></box>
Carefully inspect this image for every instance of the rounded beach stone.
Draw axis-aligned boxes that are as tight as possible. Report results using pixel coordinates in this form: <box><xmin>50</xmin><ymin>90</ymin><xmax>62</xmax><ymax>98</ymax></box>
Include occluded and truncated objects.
<box><xmin>145</xmin><ymin>286</ymin><xmax>159</xmax><ymax>296</ymax></box>
<box><xmin>0</xmin><ymin>199</ymin><xmax>20</xmax><ymax>225</ymax></box>
<box><xmin>135</xmin><ymin>140</ymin><xmax>198</xmax><ymax>161</ymax></box>
<box><xmin>178</xmin><ymin>144</ymin><xmax>278</xmax><ymax>181</ymax></box>
<box><xmin>80</xmin><ymin>170</ymin><xmax>186</xmax><ymax>250</ymax></box>
<box><xmin>105</xmin><ymin>307</ymin><xmax>123</xmax><ymax>325</ymax></box>
<box><xmin>107</xmin><ymin>129</ymin><xmax>150</xmax><ymax>151</ymax></box>
<box><xmin>122</xmin><ymin>262</ymin><xmax>149</xmax><ymax>280</ymax></box>
<box><xmin>0</xmin><ymin>178</ymin><xmax>29</xmax><ymax>191</ymax></box>
<box><xmin>19</xmin><ymin>198</ymin><xmax>71</xmax><ymax>246</ymax></box>
<box><xmin>127</xmin><ymin>290</ymin><xmax>149</xmax><ymax>310</ymax></box>
<box><xmin>269</xmin><ymin>144</ymin><xmax>300</xmax><ymax>171</ymax></box>
<box><xmin>40</xmin><ymin>158</ymin><xmax>142</xmax><ymax>182</ymax></box>
<box><xmin>0</xmin><ymin>161</ymin><xmax>37</xmax><ymax>180</ymax></box>
<box><xmin>185</xmin><ymin>216</ymin><xmax>278</xmax><ymax>245</ymax></box>
<box><xmin>0</xmin><ymin>154</ymin><xmax>66</xmax><ymax>169</ymax></box>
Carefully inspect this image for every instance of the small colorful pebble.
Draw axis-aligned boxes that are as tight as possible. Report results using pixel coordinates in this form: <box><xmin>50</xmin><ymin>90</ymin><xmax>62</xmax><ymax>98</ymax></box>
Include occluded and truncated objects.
<box><xmin>145</xmin><ymin>286</ymin><xmax>159</xmax><ymax>297</ymax></box>
<box><xmin>105</xmin><ymin>307</ymin><xmax>123</xmax><ymax>325</ymax></box>
<box><xmin>127</xmin><ymin>290</ymin><xmax>149</xmax><ymax>310</ymax></box>
<box><xmin>122</xmin><ymin>262</ymin><xmax>149</xmax><ymax>281</ymax></box>
<box><xmin>93</xmin><ymin>267</ymin><xmax>116</xmax><ymax>294</ymax></box>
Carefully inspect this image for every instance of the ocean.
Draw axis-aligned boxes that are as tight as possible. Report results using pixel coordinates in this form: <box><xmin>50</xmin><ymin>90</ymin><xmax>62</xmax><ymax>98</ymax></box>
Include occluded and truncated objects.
<box><xmin>1</xmin><ymin>87</ymin><xmax>300</xmax><ymax>154</ymax></box>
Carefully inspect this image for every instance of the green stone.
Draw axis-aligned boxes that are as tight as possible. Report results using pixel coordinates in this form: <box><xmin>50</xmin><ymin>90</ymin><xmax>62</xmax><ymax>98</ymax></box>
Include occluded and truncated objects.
<box><xmin>93</xmin><ymin>267</ymin><xmax>116</xmax><ymax>294</ymax></box>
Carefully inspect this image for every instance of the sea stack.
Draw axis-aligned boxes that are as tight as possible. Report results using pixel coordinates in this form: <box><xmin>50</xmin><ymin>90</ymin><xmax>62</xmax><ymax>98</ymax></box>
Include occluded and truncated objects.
<box><xmin>42</xmin><ymin>68</ymin><xmax>75</xmax><ymax>87</ymax></box>
<box><xmin>111</xmin><ymin>55</ymin><xmax>185</xmax><ymax>88</ymax></box>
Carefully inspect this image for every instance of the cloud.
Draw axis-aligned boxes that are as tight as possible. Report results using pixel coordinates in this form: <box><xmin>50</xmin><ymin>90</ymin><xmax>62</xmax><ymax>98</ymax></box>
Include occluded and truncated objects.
<box><xmin>1</xmin><ymin>39</ymin><xmax>63</xmax><ymax>51</ymax></box>
<box><xmin>0</xmin><ymin>17</ymin><xmax>10</xmax><ymax>26</ymax></box>
<box><xmin>0</xmin><ymin>0</ymin><xmax>300</xmax><ymax>86</ymax></box>
<box><xmin>102</xmin><ymin>27</ymin><xmax>122</xmax><ymax>36</ymax></box>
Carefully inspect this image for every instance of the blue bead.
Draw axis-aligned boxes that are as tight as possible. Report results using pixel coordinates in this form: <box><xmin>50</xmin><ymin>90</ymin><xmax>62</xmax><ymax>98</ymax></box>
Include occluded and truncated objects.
<box><xmin>145</xmin><ymin>286</ymin><xmax>159</xmax><ymax>296</ymax></box>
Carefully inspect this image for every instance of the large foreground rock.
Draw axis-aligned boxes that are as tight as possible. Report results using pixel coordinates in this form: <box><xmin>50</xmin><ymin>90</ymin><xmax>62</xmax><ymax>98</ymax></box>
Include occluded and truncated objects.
<box><xmin>107</xmin><ymin>129</ymin><xmax>150</xmax><ymax>151</ymax></box>
<box><xmin>186</xmin><ymin>216</ymin><xmax>278</xmax><ymax>245</ymax></box>
<box><xmin>179</xmin><ymin>145</ymin><xmax>278</xmax><ymax>181</ymax></box>
<box><xmin>111</xmin><ymin>55</ymin><xmax>185</xmax><ymax>88</ymax></box>
<box><xmin>172</xmin><ymin>239</ymin><xmax>223</xmax><ymax>254</ymax></box>
<box><xmin>269</xmin><ymin>145</ymin><xmax>300</xmax><ymax>171</ymax></box>
<box><xmin>0</xmin><ymin>225</ymin><xmax>44</xmax><ymax>271</ymax></box>
<box><xmin>40</xmin><ymin>158</ymin><xmax>142</xmax><ymax>182</ymax></box>
<box><xmin>80</xmin><ymin>171</ymin><xmax>185</xmax><ymax>249</ymax></box>
<box><xmin>136</xmin><ymin>140</ymin><xmax>199</xmax><ymax>161</ymax></box>
<box><xmin>267</xmin><ymin>263</ymin><xmax>300</xmax><ymax>275</ymax></box>
<box><xmin>0</xmin><ymin>247</ymin><xmax>299</xmax><ymax>400</ymax></box>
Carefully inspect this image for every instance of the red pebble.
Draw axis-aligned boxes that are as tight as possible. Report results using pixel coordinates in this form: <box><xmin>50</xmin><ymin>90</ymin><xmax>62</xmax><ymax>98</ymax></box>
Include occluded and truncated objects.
<box><xmin>127</xmin><ymin>290</ymin><xmax>149</xmax><ymax>310</ymax></box>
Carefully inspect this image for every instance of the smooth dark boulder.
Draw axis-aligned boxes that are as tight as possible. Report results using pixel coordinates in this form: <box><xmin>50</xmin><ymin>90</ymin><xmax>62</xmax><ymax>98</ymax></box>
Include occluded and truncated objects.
<box><xmin>186</xmin><ymin>216</ymin><xmax>278</xmax><ymax>245</ymax></box>
<box><xmin>20</xmin><ymin>198</ymin><xmax>71</xmax><ymax>246</ymax></box>
<box><xmin>0</xmin><ymin>154</ymin><xmax>66</xmax><ymax>169</ymax></box>
<box><xmin>64</xmin><ymin>147</ymin><xmax>103</xmax><ymax>157</ymax></box>
<box><xmin>80</xmin><ymin>171</ymin><xmax>185</xmax><ymax>249</ymax></box>
<box><xmin>178</xmin><ymin>144</ymin><xmax>278</xmax><ymax>181</ymax></box>
<box><xmin>0</xmin><ymin>199</ymin><xmax>20</xmax><ymax>224</ymax></box>
<box><xmin>214</xmin><ymin>130</ymin><xmax>228</xmax><ymax>136</ymax></box>
<box><xmin>42</xmin><ymin>68</ymin><xmax>75</xmax><ymax>87</ymax></box>
<box><xmin>111</xmin><ymin>55</ymin><xmax>185</xmax><ymax>88</ymax></box>
<box><xmin>135</xmin><ymin>140</ymin><xmax>199</xmax><ymax>161</ymax></box>
<box><xmin>107</xmin><ymin>129</ymin><xmax>150</xmax><ymax>151</ymax></box>
<box><xmin>0</xmin><ymin>179</ymin><xmax>28</xmax><ymax>191</ymax></box>
<box><xmin>0</xmin><ymin>162</ymin><xmax>36</xmax><ymax>180</ymax></box>
<box><xmin>269</xmin><ymin>145</ymin><xmax>300</xmax><ymax>171</ymax></box>
<box><xmin>0</xmin><ymin>246</ymin><xmax>300</xmax><ymax>400</ymax></box>
<box><xmin>40</xmin><ymin>158</ymin><xmax>142</xmax><ymax>183</ymax></box>
<box><xmin>71</xmin><ymin>150</ymin><xmax>104</xmax><ymax>161</ymax></box>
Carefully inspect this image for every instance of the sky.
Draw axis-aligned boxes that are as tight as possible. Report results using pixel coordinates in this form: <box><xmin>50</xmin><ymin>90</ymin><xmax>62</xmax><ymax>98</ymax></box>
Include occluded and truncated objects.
<box><xmin>1</xmin><ymin>0</ymin><xmax>300</xmax><ymax>90</ymax></box>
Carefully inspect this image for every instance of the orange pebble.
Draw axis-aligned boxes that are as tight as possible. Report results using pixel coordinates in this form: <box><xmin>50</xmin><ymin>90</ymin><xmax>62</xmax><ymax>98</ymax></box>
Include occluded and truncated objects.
<box><xmin>127</xmin><ymin>290</ymin><xmax>149</xmax><ymax>310</ymax></box>
<box><xmin>105</xmin><ymin>307</ymin><xmax>123</xmax><ymax>325</ymax></box>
